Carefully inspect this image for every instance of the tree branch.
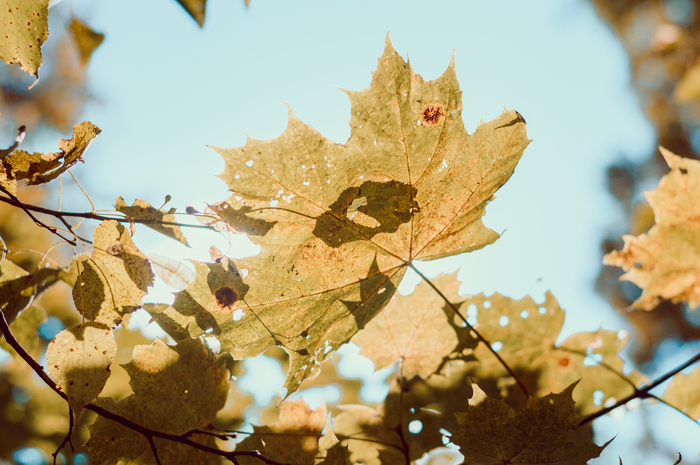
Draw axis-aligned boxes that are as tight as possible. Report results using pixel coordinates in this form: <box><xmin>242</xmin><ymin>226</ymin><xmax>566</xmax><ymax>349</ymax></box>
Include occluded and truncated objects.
<box><xmin>580</xmin><ymin>351</ymin><xmax>700</xmax><ymax>426</ymax></box>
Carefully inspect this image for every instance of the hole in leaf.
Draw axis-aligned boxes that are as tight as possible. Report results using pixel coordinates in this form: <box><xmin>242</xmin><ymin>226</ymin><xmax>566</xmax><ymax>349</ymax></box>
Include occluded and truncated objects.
<box><xmin>520</xmin><ymin>310</ymin><xmax>529</xmax><ymax>319</ymax></box>
<box><xmin>408</xmin><ymin>420</ymin><xmax>423</xmax><ymax>434</ymax></box>
<box><xmin>538</xmin><ymin>306</ymin><xmax>546</xmax><ymax>314</ymax></box>
<box><xmin>499</xmin><ymin>316</ymin><xmax>509</xmax><ymax>326</ymax></box>
<box><xmin>491</xmin><ymin>341</ymin><xmax>503</xmax><ymax>352</ymax></box>
<box><xmin>593</xmin><ymin>390</ymin><xmax>604</xmax><ymax>406</ymax></box>
<box><xmin>483</xmin><ymin>300</ymin><xmax>491</xmax><ymax>309</ymax></box>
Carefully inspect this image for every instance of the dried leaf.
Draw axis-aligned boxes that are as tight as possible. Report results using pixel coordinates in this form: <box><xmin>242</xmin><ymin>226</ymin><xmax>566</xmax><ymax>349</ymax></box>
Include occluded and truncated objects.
<box><xmin>451</xmin><ymin>383</ymin><xmax>609</xmax><ymax>464</ymax></box>
<box><xmin>116</xmin><ymin>197</ymin><xmax>189</xmax><ymax>246</ymax></box>
<box><xmin>46</xmin><ymin>322</ymin><xmax>116</xmax><ymax>417</ymax></box>
<box><xmin>315</xmin><ymin>415</ymin><xmax>351</xmax><ymax>464</ymax></box>
<box><xmin>174</xmin><ymin>0</ymin><xmax>206</xmax><ymax>26</ymax></box>
<box><xmin>662</xmin><ymin>364</ymin><xmax>700</xmax><ymax>420</ymax></box>
<box><xmin>0</xmin><ymin>0</ymin><xmax>49</xmax><ymax>78</ymax></box>
<box><xmin>86</xmin><ymin>338</ymin><xmax>229</xmax><ymax>465</ymax></box>
<box><xmin>351</xmin><ymin>272</ymin><xmax>464</xmax><ymax>379</ymax></box>
<box><xmin>72</xmin><ymin>221</ymin><xmax>154</xmax><ymax>328</ymax></box>
<box><xmin>604</xmin><ymin>147</ymin><xmax>700</xmax><ymax>310</ymax></box>
<box><xmin>68</xmin><ymin>17</ymin><xmax>104</xmax><ymax>66</ymax></box>
<box><xmin>0</xmin><ymin>122</ymin><xmax>101</xmax><ymax>195</ymax></box>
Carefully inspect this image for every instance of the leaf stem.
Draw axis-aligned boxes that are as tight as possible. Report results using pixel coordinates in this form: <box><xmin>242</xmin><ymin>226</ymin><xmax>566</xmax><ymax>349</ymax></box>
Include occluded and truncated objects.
<box><xmin>580</xmin><ymin>351</ymin><xmax>700</xmax><ymax>426</ymax></box>
<box><xmin>407</xmin><ymin>263</ymin><xmax>531</xmax><ymax>397</ymax></box>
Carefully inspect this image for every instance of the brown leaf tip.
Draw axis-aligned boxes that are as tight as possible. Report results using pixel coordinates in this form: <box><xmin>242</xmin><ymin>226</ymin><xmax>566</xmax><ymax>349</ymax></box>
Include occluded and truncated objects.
<box><xmin>215</xmin><ymin>286</ymin><xmax>238</xmax><ymax>310</ymax></box>
<box><xmin>420</xmin><ymin>103</ymin><xmax>446</xmax><ymax>126</ymax></box>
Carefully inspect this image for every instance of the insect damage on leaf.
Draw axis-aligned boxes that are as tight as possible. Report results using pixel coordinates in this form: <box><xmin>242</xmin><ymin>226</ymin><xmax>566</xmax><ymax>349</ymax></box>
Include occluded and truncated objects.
<box><xmin>419</xmin><ymin>103</ymin><xmax>446</xmax><ymax>125</ymax></box>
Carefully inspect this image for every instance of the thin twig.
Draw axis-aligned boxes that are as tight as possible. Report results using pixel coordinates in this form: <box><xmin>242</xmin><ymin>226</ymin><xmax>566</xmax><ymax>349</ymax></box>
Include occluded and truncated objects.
<box><xmin>0</xmin><ymin>194</ymin><xmax>214</xmax><ymax>230</ymax></box>
<box><xmin>0</xmin><ymin>186</ymin><xmax>77</xmax><ymax>245</ymax></box>
<box><xmin>408</xmin><ymin>263</ymin><xmax>531</xmax><ymax>397</ymax></box>
<box><xmin>580</xmin><ymin>351</ymin><xmax>700</xmax><ymax>426</ymax></box>
<box><xmin>52</xmin><ymin>406</ymin><xmax>75</xmax><ymax>465</ymax></box>
<box><xmin>146</xmin><ymin>435</ymin><xmax>163</xmax><ymax>465</ymax></box>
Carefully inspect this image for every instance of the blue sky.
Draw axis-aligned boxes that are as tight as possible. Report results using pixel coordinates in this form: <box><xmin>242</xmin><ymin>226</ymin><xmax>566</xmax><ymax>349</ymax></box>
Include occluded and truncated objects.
<box><xmin>10</xmin><ymin>0</ymin><xmax>700</xmax><ymax>462</ymax></box>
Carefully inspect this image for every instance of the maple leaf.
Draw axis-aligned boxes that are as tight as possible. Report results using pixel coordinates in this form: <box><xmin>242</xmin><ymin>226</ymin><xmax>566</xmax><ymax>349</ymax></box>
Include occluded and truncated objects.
<box><xmin>86</xmin><ymin>338</ymin><xmax>229</xmax><ymax>465</ymax></box>
<box><xmin>451</xmin><ymin>383</ymin><xmax>609</xmax><ymax>464</ymax></box>
<box><xmin>662</xmin><ymin>364</ymin><xmax>700</xmax><ymax>420</ymax></box>
<box><xmin>0</xmin><ymin>0</ymin><xmax>49</xmax><ymax>78</ymax></box>
<box><xmin>315</xmin><ymin>416</ymin><xmax>351</xmax><ymax>465</ymax></box>
<box><xmin>236</xmin><ymin>397</ymin><xmax>326</xmax><ymax>465</ymax></box>
<box><xmin>46</xmin><ymin>322</ymin><xmax>116</xmax><ymax>417</ymax></box>
<box><xmin>457</xmin><ymin>292</ymin><xmax>647</xmax><ymax>415</ymax></box>
<box><xmin>72</xmin><ymin>221</ymin><xmax>154</xmax><ymax>328</ymax></box>
<box><xmin>116</xmin><ymin>196</ymin><xmax>189</xmax><ymax>246</ymax></box>
<box><xmin>0</xmin><ymin>122</ymin><xmax>101</xmax><ymax>195</ymax></box>
<box><xmin>351</xmin><ymin>272</ymin><xmax>469</xmax><ymax>379</ymax></box>
<box><xmin>68</xmin><ymin>17</ymin><xmax>104</xmax><ymax>67</ymax></box>
<box><xmin>173</xmin><ymin>36</ymin><xmax>529</xmax><ymax>394</ymax></box>
<box><xmin>604</xmin><ymin>147</ymin><xmax>700</xmax><ymax>310</ymax></box>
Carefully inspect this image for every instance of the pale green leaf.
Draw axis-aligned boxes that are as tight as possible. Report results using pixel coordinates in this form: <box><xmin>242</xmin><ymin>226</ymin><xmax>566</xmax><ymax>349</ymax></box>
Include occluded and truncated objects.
<box><xmin>116</xmin><ymin>197</ymin><xmax>189</xmax><ymax>246</ymax></box>
<box><xmin>351</xmin><ymin>272</ymin><xmax>466</xmax><ymax>379</ymax></box>
<box><xmin>0</xmin><ymin>0</ymin><xmax>49</xmax><ymax>77</ymax></box>
<box><xmin>46</xmin><ymin>322</ymin><xmax>116</xmax><ymax>417</ymax></box>
<box><xmin>604</xmin><ymin>147</ymin><xmax>700</xmax><ymax>310</ymax></box>
<box><xmin>72</xmin><ymin>220</ymin><xmax>154</xmax><ymax>328</ymax></box>
<box><xmin>451</xmin><ymin>383</ymin><xmax>609</xmax><ymax>464</ymax></box>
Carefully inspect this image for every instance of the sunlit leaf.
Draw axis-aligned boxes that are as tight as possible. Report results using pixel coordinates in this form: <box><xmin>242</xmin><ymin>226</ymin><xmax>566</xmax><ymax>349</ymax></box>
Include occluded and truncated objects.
<box><xmin>46</xmin><ymin>322</ymin><xmax>116</xmax><ymax>417</ymax></box>
<box><xmin>186</xmin><ymin>36</ymin><xmax>529</xmax><ymax>393</ymax></box>
<box><xmin>0</xmin><ymin>304</ymin><xmax>46</xmax><ymax>359</ymax></box>
<box><xmin>0</xmin><ymin>258</ymin><xmax>60</xmax><ymax>323</ymax></box>
<box><xmin>0</xmin><ymin>0</ymin><xmax>49</xmax><ymax>78</ymax></box>
<box><xmin>604</xmin><ymin>147</ymin><xmax>700</xmax><ymax>310</ymax></box>
<box><xmin>451</xmin><ymin>383</ymin><xmax>609</xmax><ymax>464</ymax></box>
<box><xmin>69</xmin><ymin>17</ymin><xmax>104</xmax><ymax>66</ymax></box>
<box><xmin>315</xmin><ymin>415</ymin><xmax>350</xmax><ymax>464</ymax></box>
<box><xmin>351</xmin><ymin>272</ymin><xmax>466</xmax><ymax>379</ymax></box>
<box><xmin>72</xmin><ymin>220</ymin><xmax>154</xmax><ymax>328</ymax></box>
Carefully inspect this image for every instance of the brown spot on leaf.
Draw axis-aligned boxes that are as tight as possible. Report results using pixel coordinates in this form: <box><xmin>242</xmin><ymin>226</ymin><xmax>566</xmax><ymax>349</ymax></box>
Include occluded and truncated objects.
<box><xmin>215</xmin><ymin>286</ymin><xmax>238</xmax><ymax>310</ymax></box>
<box><xmin>558</xmin><ymin>355</ymin><xmax>571</xmax><ymax>368</ymax></box>
<box><xmin>420</xmin><ymin>103</ymin><xmax>446</xmax><ymax>125</ymax></box>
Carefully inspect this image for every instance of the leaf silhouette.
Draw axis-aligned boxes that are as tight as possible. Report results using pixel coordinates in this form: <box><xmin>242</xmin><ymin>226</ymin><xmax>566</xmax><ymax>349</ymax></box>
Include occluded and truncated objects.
<box><xmin>604</xmin><ymin>147</ymin><xmax>700</xmax><ymax>310</ymax></box>
<box><xmin>236</xmin><ymin>397</ymin><xmax>327</xmax><ymax>465</ymax></box>
<box><xmin>185</xmin><ymin>36</ymin><xmax>529</xmax><ymax>393</ymax></box>
<box><xmin>451</xmin><ymin>383</ymin><xmax>609</xmax><ymax>464</ymax></box>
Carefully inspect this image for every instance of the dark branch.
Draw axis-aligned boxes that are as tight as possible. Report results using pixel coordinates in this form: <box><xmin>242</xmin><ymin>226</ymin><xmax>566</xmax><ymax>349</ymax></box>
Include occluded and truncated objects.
<box><xmin>580</xmin><ymin>351</ymin><xmax>700</xmax><ymax>426</ymax></box>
